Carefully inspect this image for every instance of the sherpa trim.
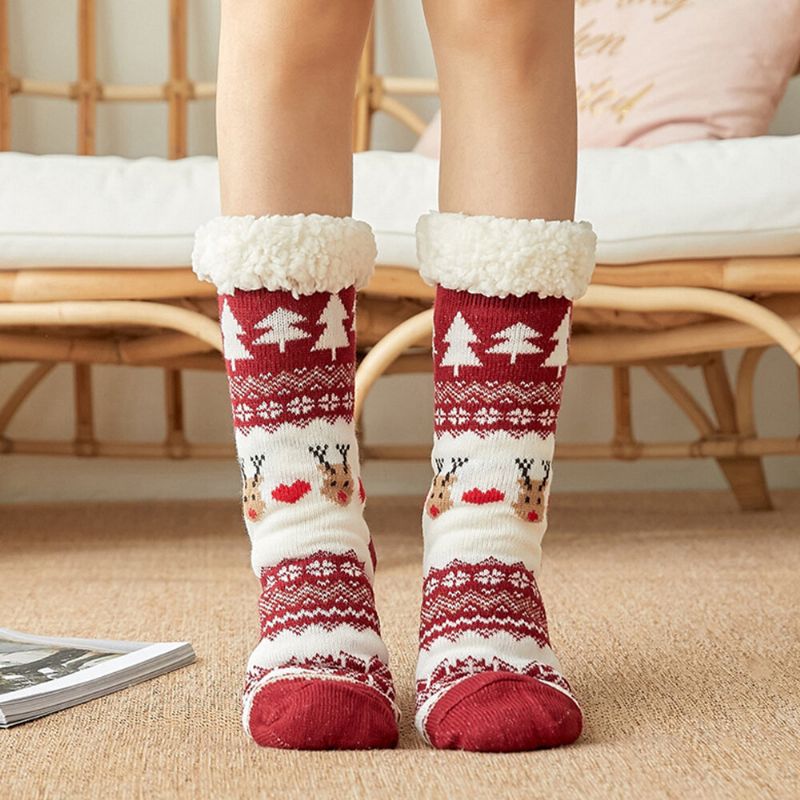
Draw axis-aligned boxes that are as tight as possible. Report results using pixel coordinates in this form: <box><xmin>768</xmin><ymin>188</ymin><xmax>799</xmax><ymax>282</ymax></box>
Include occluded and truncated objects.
<box><xmin>192</xmin><ymin>214</ymin><xmax>376</xmax><ymax>296</ymax></box>
<box><xmin>416</xmin><ymin>212</ymin><xmax>597</xmax><ymax>300</ymax></box>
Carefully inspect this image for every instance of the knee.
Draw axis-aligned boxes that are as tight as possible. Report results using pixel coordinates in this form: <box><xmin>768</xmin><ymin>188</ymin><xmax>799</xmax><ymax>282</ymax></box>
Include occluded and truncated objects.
<box><xmin>428</xmin><ymin>0</ymin><xmax>567</xmax><ymax>68</ymax></box>
<box><xmin>221</xmin><ymin>0</ymin><xmax>368</xmax><ymax>82</ymax></box>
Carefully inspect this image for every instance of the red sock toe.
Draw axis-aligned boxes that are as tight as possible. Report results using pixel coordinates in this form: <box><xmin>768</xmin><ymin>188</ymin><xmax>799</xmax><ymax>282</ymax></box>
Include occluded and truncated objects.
<box><xmin>424</xmin><ymin>672</ymin><xmax>582</xmax><ymax>752</ymax></box>
<box><xmin>247</xmin><ymin>678</ymin><xmax>398</xmax><ymax>750</ymax></box>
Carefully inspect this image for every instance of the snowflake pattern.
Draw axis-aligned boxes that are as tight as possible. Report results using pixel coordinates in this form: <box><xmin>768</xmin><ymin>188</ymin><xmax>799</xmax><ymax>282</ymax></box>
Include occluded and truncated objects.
<box><xmin>473</xmin><ymin>406</ymin><xmax>502</xmax><ymax>426</ymax></box>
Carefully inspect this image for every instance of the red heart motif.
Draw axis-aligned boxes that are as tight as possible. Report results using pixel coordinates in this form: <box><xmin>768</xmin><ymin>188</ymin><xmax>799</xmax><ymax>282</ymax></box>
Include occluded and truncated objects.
<box><xmin>461</xmin><ymin>487</ymin><xmax>505</xmax><ymax>505</ymax></box>
<box><xmin>271</xmin><ymin>480</ymin><xmax>311</xmax><ymax>504</ymax></box>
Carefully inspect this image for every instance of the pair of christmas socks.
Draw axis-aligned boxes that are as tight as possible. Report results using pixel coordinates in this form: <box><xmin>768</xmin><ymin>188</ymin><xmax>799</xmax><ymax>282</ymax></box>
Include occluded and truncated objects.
<box><xmin>192</xmin><ymin>210</ymin><xmax>596</xmax><ymax>751</ymax></box>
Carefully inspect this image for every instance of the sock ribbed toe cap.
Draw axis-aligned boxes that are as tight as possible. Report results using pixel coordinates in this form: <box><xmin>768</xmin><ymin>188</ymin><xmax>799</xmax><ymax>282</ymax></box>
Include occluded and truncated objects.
<box><xmin>246</xmin><ymin>678</ymin><xmax>399</xmax><ymax>750</ymax></box>
<box><xmin>424</xmin><ymin>672</ymin><xmax>583</xmax><ymax>752</ymax></box>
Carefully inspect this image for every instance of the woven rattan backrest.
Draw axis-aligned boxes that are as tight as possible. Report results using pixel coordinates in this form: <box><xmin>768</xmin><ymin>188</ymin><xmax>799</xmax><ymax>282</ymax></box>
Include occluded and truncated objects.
<box><xmin>1</xmin><ymin>3</ymin><xmax>797</xmax><ymax>156</ymax></box>
<box><xmin>0</xmin><ymin>3</ymin><xmax>416</xmax><ymax>156</ymax></box>
<box><xmin>0</xmin><ymin>0</ymin><xmax>213</xmax><ymax>157</ymax></box>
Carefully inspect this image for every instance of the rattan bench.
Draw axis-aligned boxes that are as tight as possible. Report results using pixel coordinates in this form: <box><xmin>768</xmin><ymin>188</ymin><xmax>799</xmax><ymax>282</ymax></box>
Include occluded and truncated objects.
<box><xmin>1</xmin><ymin>2</ymin><xmax>800</xmax><ymax>512</ymax></box>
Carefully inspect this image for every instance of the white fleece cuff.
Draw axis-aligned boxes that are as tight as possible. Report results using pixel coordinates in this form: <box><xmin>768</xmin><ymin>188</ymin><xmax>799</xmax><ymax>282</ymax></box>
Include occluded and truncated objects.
<box><xmin>192</xmin><ymin>214</ymin><xmax>377</xmax><ymax>296</ymax></box>
<box><xmin>416</xmin><ymin>212</ymin><xmax>597</xmax><ymax>300</ymax></box>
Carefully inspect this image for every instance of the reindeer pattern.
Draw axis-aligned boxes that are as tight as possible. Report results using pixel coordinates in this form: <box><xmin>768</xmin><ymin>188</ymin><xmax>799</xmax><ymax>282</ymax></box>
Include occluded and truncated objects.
<box><xmin>511</xmin><ymin>458</ymin><xmax>551</xmax><ymax>523</ymax></box>
<box><xmin>236</xmin><ymin>437</ymin><xmax>362</xmax><ymax>524</ymax></box>
<box><xmin>425</xmin><ymin>454</ymin><xmax>552</xmax><ymax>523</ymax></box>
<box><xmin>240</xmin><ymin>455</ymin><xmax>267</xmax><ymax>523</ymax></box>
<box><xmin>309</xmin><ymin>444</ymin><xmax>355</xmax><ymax>506</ymax></box>
<box><xmin>425</xmin><ymin>457</ymin><xmax>469</xmax><ymax>518</ymax></box>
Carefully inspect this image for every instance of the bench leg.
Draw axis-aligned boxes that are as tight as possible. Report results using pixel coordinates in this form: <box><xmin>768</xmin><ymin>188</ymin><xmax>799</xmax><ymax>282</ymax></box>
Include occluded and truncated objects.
<box><xmin>714</xmin><ymin>457</ymin><xmax>773</xmax><ymax>512</ymax></box>
<box><xmin>702</xmin><ymin>353</ymin><xmax>773</xmax><ymax>511</ymax></box>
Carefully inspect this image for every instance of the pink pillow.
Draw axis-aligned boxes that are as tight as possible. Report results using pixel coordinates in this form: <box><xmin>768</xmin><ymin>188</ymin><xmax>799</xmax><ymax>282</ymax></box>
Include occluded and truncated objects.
<box><xmin>414</xmin><ymin>0</ymin><xmax>800</xmax><ymax>156</ymax></box>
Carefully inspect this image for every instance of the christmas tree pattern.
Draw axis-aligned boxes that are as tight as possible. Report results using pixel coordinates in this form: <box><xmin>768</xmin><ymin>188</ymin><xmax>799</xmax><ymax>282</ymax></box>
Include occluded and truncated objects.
<box><xmin>440</xmin><ymin>312</ymin><xmax>483</xmax><ymax>377</ymax></box>
<box><xmin>486</xmin><ymin>322</ymin><xmax>542</xmax><ymax>365</ymax></box>
<box><xmin>253</xmin><ymin>308</ymin><xmax>310</xmax><ymax>353</ymax></box>
<box><xmin>543</xmin><ymin>309</ymin><xmax>570</xmax><ymax>376</ymax></box>
<box><xmin>311</xmin><ymin>294</ymin><xmax>350</xmax><ymax>361</ymax></box>
<box><xmin>220</xmin><ymin>299</ymin><xmax>253</xmax><ymax>371</ymax></box>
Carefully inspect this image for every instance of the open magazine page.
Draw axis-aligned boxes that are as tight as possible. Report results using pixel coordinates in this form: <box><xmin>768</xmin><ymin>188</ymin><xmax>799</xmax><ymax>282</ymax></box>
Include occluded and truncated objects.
<box><xmin>0</xmin><ymin>628</ymin><xmax>195</xmax><ymax>726</ymax></box>
<box><xmin>0</xmin><ymin>628</ymin><xmax>143</xmax><ymax>695</ymax></box>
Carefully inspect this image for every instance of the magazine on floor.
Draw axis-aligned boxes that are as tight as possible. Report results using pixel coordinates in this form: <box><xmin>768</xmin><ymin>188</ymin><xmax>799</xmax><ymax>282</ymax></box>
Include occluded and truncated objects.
<box><xmin>0</xmin><ymin>627</ymin><xmax>195</xmax><ymax>727</ymax></box>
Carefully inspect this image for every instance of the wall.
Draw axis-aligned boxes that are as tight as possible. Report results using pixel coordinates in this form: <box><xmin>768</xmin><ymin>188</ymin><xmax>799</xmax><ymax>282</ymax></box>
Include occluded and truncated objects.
<box><xmin>2</xmin><ymin>0</ymin><xmax>799</xmax><ymax>502</ymax></box>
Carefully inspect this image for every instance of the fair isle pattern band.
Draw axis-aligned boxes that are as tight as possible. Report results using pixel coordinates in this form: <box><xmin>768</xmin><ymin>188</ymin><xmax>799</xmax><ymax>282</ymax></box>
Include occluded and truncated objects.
<box><xmin>433</xmin><ymin>382</ymin><xmax>564</xmax><ymax>437</ymax></box>
<box><xmin>229</xmin><ymin>364</ymin><xmax>354</xmax><ymax>433</ymax></box>
<box><xmin>258</xmin><ymin>551</ymin><xmax>380</xmax><ymax>640</ymax></box>
<box><xmin>419</xmin><ymin>558</ymin><xmax>550</xmax><ymax>651</ymax></box>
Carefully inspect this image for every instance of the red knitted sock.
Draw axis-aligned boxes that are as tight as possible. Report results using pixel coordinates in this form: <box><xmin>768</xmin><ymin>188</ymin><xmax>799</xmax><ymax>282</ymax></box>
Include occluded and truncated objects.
<box><xmin>193</xmin><ymin>214</ymin><xmax>398</xmax><ymax>750</ymax></box>
<box><xmin>414</xmin><ymin>212</ymin><xmax>596</xmax><ymax>752</ymax></box>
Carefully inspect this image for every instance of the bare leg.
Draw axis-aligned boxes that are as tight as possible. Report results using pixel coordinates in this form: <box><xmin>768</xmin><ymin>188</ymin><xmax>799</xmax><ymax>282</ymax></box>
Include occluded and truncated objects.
<box><xmin>423</xmin><ymin>0</ymin><xmax>577</xmax><ymax>220</ymax></box>
<box><xmin>217</xmin><ymin>0</ymin><xmax>373</xmax><ymax>217</ymax></box>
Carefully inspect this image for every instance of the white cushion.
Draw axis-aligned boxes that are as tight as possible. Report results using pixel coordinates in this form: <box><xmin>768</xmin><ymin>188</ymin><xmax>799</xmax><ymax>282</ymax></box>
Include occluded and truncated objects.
<box><xmin>1</xmin><ymin>135</ymin><xmax>799</xmax><ymax>270</ymax></box>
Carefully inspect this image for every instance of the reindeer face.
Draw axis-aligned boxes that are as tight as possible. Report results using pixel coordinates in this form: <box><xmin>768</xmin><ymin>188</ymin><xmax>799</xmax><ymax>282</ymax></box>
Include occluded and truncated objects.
<box><xmin>243</xmin><ymin>476</ymin><xmax>266</xmax><ymax>522</ymax></box>
<box><xmin>426</xmin><ymin>457</ymin><xmax>468</xmax><ymax>518</ymax></box>
<box><xmin>512</xmin><ymin>459</ymin><xmax>550</xmax><ymax>523</ymax></box>
<box><xmin>317</xmin><ymin>463</ymin><xmax>353</xmax><ymax>506</ymax></box>
<box><xmin>426</xmin><ymin>474</ymin><xmax>455</xmax><ymax>518</ymax></box>
<box><xmin>511</xmin><ymin>477</ymin><xmax>546</xmax><ymax>522</ymax></box>
<box><xmin>310</xmin><ymin>444</ymin><xmax>354</xmax><ymax>506</ymax></box>
<box><xmin>240</xmin><ymin>456</ymin><xmax>267</xmax><ymax>523</ymax></box>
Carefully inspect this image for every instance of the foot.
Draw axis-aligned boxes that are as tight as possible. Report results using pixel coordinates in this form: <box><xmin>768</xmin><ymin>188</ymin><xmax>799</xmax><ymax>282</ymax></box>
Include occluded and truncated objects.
<box><xmin>246</xmin><ymin>675</ymin><xmax>398</xmax><ymax>750</ymax></box>
<box><xmin>242</xmin><ymin>547</ymin><xmax>399</xmax><ymax>750</ymax></box>
<box><xmin>415</xmin><ymin>556</ymin><xmax>582</xmax><ymax>751</ymax></box>
<box><xmin>423</xmin><ymin>671</ymin><xmax>581</xmax><ymax>752</ymax></box>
